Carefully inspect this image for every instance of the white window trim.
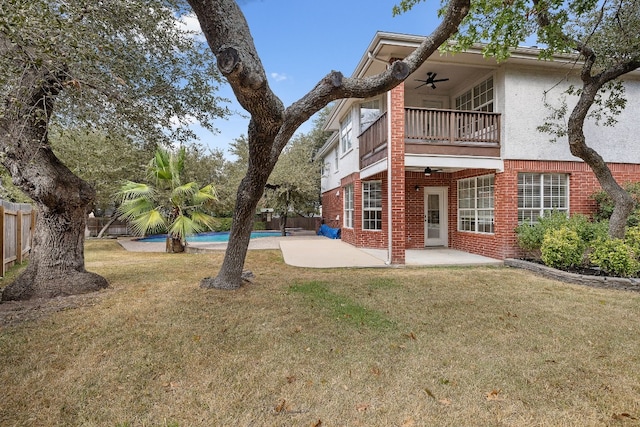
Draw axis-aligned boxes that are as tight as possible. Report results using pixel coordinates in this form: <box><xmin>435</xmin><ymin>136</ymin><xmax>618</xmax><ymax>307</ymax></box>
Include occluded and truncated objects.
<box><xmin>454</xmin><ymin>74</ymin><xmax>494</xmax><ymax>112</ymax></box>
<box><xmin>457</xmin><ymin>174</ymin><xmax>495</xmax><ymax>234</ymax></box>
<box><xmin>340</xmin><ymin>112</ymin><xmax>353</xmax><ymax>155</ymax></box>
<box><xmin>517</xmin><ymin>173</ymin><xmax>570</xmax><ymax>224</ymax></box>
<box><xmin>343</xmin><ymin>184</ymin><xmax>354</xmax><ymax>229</ymax></box>
<box><xmin>362</xmin><ymin>180</ymin><xmax>383</xmax><ymax>231</ymax></box>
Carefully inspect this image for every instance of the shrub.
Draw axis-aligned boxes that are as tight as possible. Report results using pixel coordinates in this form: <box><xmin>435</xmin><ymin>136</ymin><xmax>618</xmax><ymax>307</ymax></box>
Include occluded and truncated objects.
<box><xmin>540</xmin><ymin>227</ymin><xmax>585</xmax><ymax>269</ymax></box>
<box><xmin>592</xmin><ymin>182</ymin><xmax>640</xmax><ymax>226</ymax></box>
<box><xmin>515</xmin><ymin>211</ymin><xmax>571</xmax><ymax>255</ymax></box>
<box><xmin>212</xmin><ymin>217</ymin><xmax>233</xmax><ymax>232</ymax></box>
<box><xmin>589</xmin><ymin>238</ymin><xmax>640</xmax><ymax>277</ymax></box>
<box><xmin>624</xmin><ymin>226</ymin><xmax>640</xmax><ymax>253</ymax></box>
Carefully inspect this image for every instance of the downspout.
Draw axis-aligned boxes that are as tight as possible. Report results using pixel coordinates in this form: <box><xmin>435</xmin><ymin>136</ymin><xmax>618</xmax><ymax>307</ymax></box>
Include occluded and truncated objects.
<box><xmin>386</xmin><ymin>89</ymin><xmax>392</xmax><ymax>265</ymax></box>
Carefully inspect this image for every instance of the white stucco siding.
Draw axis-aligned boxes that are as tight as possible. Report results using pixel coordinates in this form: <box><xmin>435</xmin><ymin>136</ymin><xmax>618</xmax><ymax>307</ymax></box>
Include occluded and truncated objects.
<box><xmin>502</xmin><ymin>65</ymin><xmax>640</xmax><ymax>163</ymax></box>
<box><xmin>320</xmin><ymin>145</ymin><xmax>360</xmax><ymax>193</ymax></box>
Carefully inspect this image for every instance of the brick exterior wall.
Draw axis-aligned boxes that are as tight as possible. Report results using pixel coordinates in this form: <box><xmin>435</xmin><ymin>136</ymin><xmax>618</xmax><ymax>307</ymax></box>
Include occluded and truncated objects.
<box><xmin>389</xmin><ymin>83</ymin><xmax>406</xmax><ymax>263</ymax></box>
<box><xmin>321</xmin><ymin>159</ymin><xmax>640</xmax><ymax>262</ymax></box>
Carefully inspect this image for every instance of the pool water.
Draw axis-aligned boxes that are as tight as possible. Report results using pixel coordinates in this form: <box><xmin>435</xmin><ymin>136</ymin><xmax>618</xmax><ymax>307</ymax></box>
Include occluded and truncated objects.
<box><xmin>136</xmin><ymin>230</ymin><xmax>283</xmax><ymax>243</ymax></box>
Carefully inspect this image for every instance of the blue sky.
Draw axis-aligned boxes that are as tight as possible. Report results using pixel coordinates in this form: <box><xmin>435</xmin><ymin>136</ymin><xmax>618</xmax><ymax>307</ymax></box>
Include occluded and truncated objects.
<box><xmin>190</xmin><ymin>0</ymin><xmax>442</xmax><ymax>158</ymax></box>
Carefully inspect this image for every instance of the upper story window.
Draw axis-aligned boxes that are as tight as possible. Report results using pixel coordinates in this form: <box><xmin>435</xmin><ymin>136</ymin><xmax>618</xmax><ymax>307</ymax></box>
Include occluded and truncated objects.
<box><xmin>456</xmin><ymin>76</ymin><xmax>494</xmax><ymax>112</ymax></box>
<box><xmin>518</xmin><ymin>173</ymin><xmax>569</xmax><ymax>224</ymax></box>
<box><xmin>340</xmin><ymin>113</ymin><xmax>353</xmax><ymax>154</ymax></box>
<box><xmin>359</xmin><ymin>98</ymin><xmax>381</xmax><ymax>132</ymax></box>
<box><xmin>333</xmin><ymin>148</ymin><xmax>339</xmax><ymax>172</ymax></box>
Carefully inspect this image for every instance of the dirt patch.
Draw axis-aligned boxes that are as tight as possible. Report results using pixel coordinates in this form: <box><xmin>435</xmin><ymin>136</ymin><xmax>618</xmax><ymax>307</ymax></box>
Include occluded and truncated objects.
<box><xmin>0</xmin><ymin>290</ymin><xmax>108</xmax><ymax>328</ymax></box>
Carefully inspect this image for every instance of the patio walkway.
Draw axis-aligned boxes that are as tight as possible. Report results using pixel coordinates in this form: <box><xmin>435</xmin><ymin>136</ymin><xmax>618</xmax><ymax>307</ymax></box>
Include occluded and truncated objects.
<box><xmin>117</xmin><ymin>233</ymin><xmax>502</xmax><ymax>268</ymax></box>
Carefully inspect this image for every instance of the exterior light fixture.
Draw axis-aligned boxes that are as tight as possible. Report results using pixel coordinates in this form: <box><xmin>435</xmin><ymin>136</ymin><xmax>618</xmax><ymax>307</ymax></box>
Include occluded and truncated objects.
<box><xmin>415</xmin><ymin>185</ymin><xmax>420</xmax><ymax>191</ymax></box>
<box><xmin>424</xmin><ymin>167</ymin><xmax>432</xmax><ymax>176</ymax></box>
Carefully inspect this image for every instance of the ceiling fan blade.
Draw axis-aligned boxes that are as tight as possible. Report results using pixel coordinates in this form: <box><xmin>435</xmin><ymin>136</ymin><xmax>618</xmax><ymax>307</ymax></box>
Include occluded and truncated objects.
<box><xmin>432</xmin><ymin>78</ymin><xmax>450</xmax><ymax>83</ymax></box>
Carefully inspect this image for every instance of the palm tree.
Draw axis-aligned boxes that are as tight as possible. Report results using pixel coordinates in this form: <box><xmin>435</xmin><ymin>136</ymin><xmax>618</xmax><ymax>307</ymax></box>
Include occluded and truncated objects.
<box><xmin>117</xmin><ymin>147</ymin><xmax>217</xmax><ymax>253</ymax></box>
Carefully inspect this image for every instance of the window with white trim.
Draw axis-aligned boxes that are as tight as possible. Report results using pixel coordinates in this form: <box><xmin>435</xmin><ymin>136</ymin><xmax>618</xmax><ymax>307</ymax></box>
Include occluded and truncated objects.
<box><xmin>333</xmin><ymin>149</ymin><xmax>339</xmax><ymax>172</ymax></box>
<box><xmin>457</xmin><ymin>175</ymin><xmax>495</xmax><ymax>233</ymax></box>
<box><xmin>455</xmin><ymin>76</ymin><xmax>494</xmax><ymax>112</ymax></box>
<box><xmin>344</xmin><ymin>184</ymin><xmax>354</xmax><ymax>228</ymax></box>
<box><xmin>518</xmin><ymin>173</ymin><xmax>569</xmax><ymax>224</ymax></box>
<box><xmin>359</xmin><ymin>98</ymin><xmax>381</xmax><ymax>132</ymax></box>
<box><xmin>340</xmin><ymin>113</ymin><xmax>353</xmax><ymax>154</ymax></box>
<box><xmin>362</xmin><ymin>181</ymin><xmax>382</xmax><ymax>230</ymax></box>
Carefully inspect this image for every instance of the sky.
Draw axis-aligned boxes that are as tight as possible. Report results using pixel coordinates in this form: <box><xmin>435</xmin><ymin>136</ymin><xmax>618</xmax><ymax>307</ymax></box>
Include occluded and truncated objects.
<box><xmin>185</xmin><ymin>0</ymin><xmax>442</xmax><ymax>158</ymax></box>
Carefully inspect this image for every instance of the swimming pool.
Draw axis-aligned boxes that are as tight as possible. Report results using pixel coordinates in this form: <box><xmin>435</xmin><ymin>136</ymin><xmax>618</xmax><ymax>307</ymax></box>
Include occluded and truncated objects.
<box><xmin>136</xmin><ymin>230</ymin><xmax>283</xmax><ymax>243</ymax></box>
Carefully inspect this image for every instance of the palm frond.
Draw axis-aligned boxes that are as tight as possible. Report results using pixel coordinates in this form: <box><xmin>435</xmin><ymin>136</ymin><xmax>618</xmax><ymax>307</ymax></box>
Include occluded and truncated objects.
<box><xmin>168</xmin><ymin>214</ymin><xmax>201</xmax><ymax>241</ymax></box>
<box><xmin>193</xmin><ymin>183</ymin><xmax>218</xmax><ymax>205</ymax></box>
<box><xmin>117</xmin><ymin>197</ymin><xmax>156</xmax><ymax>221</ymax></box>
<box><xmin>129</xmin><ymin>209</ymin><xmax>167</xmax><ymax>236</ymax></box>
<box><xmin>117</xmin><ymin>181</ymin><xmax>154</xmax><ymax>201</ymax></box>
<box><xmin>188</xmin><ymin>211</ymin><xmax>218</xmax><ymax>230</ymax></box>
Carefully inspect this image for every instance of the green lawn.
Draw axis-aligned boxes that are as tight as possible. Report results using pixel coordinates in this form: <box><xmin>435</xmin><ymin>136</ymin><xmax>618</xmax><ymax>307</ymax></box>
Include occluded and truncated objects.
<box><xmin>1</xmin><ymin>240</ymin><xmax>639</xmax><ymax>426</ymax></box>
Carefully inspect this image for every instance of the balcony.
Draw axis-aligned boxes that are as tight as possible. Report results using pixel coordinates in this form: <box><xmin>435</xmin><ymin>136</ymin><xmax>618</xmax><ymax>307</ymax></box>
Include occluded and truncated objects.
<box><xmin>359</xmin><ymin>107</ymin><xmax>501</xmax><ymax>169</ymax></box>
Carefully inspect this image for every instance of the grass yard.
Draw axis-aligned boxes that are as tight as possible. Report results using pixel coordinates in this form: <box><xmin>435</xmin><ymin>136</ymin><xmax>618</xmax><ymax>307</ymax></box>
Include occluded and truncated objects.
<box><xmin>1</xmin><ymin>239</ymin><xmax>640</xmax><ymax>426</ymax></box>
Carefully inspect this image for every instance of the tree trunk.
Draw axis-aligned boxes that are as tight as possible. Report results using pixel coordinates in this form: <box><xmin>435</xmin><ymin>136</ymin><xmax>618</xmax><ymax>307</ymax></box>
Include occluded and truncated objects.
<box><xmin>97</xmin><ymin>213</ymin><xmax>120</xmax><ymax>238</ymax></box>
<box><xmin>2</xmin><ymin>196</ymin><xmax>108</xmax><ymax>301</ymax></box>
<box><xmin>0</xmin><ymin>63</ymin><xmax>109</xmax><ymax>301</ymax></box>
<box><xmin>188</xmin><ymin>0</ymin><xmax>471</xmax><ymax>290</ymax></box>
<box><xmin>165</xmin><ymin>237</ymin><xmax>185</xmax><ymax>253</ymax></box>
<box><xmin>567</xmin><ymin>71</ymin><xmax>635</xmax><ymax>239</ymax></box>
<box><xmin>279</xmin><ymin>213</ymin><xmax>288</xmax><ymax>236</ymax></box>
<box><xmin>201</xmin><ymin>163</ymin><xmax>271</xmax><ymax>290</ymax></box>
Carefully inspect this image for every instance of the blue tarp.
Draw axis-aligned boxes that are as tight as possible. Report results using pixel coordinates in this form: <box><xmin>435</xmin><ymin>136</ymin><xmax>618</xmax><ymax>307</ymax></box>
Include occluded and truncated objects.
<box><xmin>317</xmin><ymin>224</ymin><xmax>341</xmax><ymax>239</ymax></box>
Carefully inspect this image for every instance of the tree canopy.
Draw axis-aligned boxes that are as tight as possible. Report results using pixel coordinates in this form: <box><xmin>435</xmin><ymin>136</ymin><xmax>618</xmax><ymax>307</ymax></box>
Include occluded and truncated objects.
<box><xmin>0</xmin><ymin>0</ymin><xmax>229</xmax><ymax>300</ymax></box>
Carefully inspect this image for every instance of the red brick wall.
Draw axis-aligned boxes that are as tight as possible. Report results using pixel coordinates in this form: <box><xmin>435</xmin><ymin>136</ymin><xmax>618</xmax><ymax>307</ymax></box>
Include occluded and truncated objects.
<box><xmin>390</xmin><ymin>83</ymin><xmax>406</xmax><ymax>263</ymax></box>
<box><xmin>322</xmin><ymin>159</ymin><xmax>640</xmax><ymax>261</ymax></box>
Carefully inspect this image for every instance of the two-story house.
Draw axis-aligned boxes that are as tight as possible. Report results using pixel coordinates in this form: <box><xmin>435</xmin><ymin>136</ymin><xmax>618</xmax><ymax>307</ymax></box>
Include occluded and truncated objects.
<box><xmin>317</xmin><ymin>31</ymin><xmax>640</xmax><ymax>264</ymax></box>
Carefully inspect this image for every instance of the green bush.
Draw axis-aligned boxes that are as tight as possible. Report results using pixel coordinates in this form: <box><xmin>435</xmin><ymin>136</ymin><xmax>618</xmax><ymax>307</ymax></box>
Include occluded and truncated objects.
<box><xmin>589</xmin><ymin>238</ymin><xmax>640</xmax><ymax>277</ymax></box>
<box><xmin>515</xmin><ymin>211</ymin><xmax>571</xmax><ymax>254</ymax></box>
<box><xmin>540</xmin><ymin>227</ymin><xmax>585</xmax><ymax>269</ymax></box>
<box><xmin>592</xmin><ymin>182</ymin><xmax>640</xmax><ymax>226</ymax></box>
<box><xmin>211</xmin><ymin>217</ymin><xmax>233</xmax><ymax>232</ymax></box>
<box><xmin>624</xmin><ymin>226</ymin><xmax>640</xmax><ymax>253</ymax></box>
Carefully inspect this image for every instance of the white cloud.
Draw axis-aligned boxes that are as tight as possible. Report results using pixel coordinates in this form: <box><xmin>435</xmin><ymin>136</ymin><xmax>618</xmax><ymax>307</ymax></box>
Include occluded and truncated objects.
<box><xmin>270</xmin><ymin>72</ymin><xmax>288</xmax><ymax>82</ymax></box>
<box><xmin>175</xmin><ymin>13</ymin><xmax>205</xmax><ymax>41</ymax></box>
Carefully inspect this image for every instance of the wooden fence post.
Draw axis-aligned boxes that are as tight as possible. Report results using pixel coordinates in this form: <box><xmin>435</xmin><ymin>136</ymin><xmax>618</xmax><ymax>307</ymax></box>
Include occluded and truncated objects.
<box><xmin>16</xmin><ymin>209</ymin><xmax>23</xmax><ymax>264</ymax></box>
<box><xmin>0</xmin><ymin>205</ymin><xmax>5</xmax><ymax>277</ymax></box>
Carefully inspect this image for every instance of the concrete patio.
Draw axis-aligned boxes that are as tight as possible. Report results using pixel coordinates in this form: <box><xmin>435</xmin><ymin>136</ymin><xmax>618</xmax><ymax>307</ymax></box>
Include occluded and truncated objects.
<box><xmin>118</xmin><ymin>232</ymin><xmax>502</xmax><ymax>269</ymax></box>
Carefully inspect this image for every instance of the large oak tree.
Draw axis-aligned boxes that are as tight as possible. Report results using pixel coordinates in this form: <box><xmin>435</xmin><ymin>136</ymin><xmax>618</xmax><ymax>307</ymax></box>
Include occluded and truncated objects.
<box><xmin>0</xmin><ymin>1</ymin><xmax>227</xmax><ymax>300</ymax></box>
<box><xmin>188</xmin><ymin>0</ymin><xmax>472</xmax><ymax>290</ymax></box>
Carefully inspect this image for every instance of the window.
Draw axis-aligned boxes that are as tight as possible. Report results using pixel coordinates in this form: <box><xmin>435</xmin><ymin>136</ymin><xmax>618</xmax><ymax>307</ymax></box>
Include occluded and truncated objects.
<box><xmin>340</xmin><ymin>113</ymin><xmax>353</xmax><ymax>153</ymax></box>
<box><xmin>457</xmin><ymin>175</ymin><xmax>495</xmax><ymax>233</ymax></box>
<box><xmin>359</xmin><ymin>99</ymin><xmax>381</xmax><ymax>132</ymax></box>
<box><xmin>518</xmin><ymin>173</ymin><xmax>569</xmax><ymax>224</ymax></box>
<box><xmin>344</xmin><ymin>184</ymin><xmax>354</xmax><ymax>228</ymax></box>
<box><xmin>456</xmin><ymin>76</ymin><xmax>494</xmax><ymax>112</ymax></box>
<box><xmin>321</xmin><ymin>161</ymin><xmax>329</xmax><ymax>177</ymax></box>
<box><xmin>333</xmin><ymin>149</ymin><xmax>339</xmax><ymax>172</ymax></box>
<box><xmin>362</xmin><ymin>181</ymin><xmax>382</xmax><ymax>230</ymax></box>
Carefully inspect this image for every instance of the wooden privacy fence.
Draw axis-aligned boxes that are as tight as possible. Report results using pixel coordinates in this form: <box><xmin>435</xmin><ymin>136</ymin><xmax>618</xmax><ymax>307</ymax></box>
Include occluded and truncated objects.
<box><xmin>0</xmin><ymin>200</ymin><xmax>35</xmax><ymax>277</ymax></box>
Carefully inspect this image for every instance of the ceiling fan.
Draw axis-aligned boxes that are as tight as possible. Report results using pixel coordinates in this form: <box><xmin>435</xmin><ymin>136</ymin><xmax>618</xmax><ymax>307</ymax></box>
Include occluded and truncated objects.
<box><xmin>415</xmin><ymin>72</ymin><xmax>449</xmax><ymax>89</ymax></box>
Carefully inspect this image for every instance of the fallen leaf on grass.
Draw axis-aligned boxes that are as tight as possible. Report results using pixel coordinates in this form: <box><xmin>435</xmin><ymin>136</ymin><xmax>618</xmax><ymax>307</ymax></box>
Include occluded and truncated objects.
<box><xmin>274</xmin><ymin>399</ymin><xmax>286</xmax><ymax>414</ymax></box>
<box><xmin>612</xmin><ymin>413</ymin><xmax>637</xmax><ymax>420</ymax></box>
<box><xmin>310</xmin><ymin>420</ymin><xmax>322</xmax><ymax>427</ymax></box>
<box><xmin>486</xmin><ymin>389</ymin><xmax>504</xmax><ymax>401</ymax></box>
<box><xmin>356</xmin><ymin>403</ymin><xmax>370</xmax><ymax>412</ymax></box>
<box><xmin>423</xmin><ymin>388</ymin><xmax>436</xmax><ymax>399</ymax></box>
<box><xmin>404</xmin><ymin>331</ymin><xmax>417</xmax><ymax>340</ymax></box>
<box><xmin>371</xmin><ymin>366</ymin><xmax>381</xmax><ymax>376</ymax></box>
<box><xmin>286</xmin><ymin>375</ymin><xmax>297</xmax><ymax>383</ymax></box>
<box><xmin>439</xmin><ymin>398</ymin><xmax>452</xmax><ymax>406</ymax></box>
<box><xmin>401</xmin><ymin>418</ymin><xmax>415</xmax><ymax>426</ymax></box>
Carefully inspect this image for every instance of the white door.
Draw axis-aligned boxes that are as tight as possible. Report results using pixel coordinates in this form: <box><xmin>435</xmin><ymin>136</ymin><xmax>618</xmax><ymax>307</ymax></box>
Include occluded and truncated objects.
<box><xmin>424</xmin><ymin>187</ymin><xmax>448</xmax><ymax>247</ymax></box>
